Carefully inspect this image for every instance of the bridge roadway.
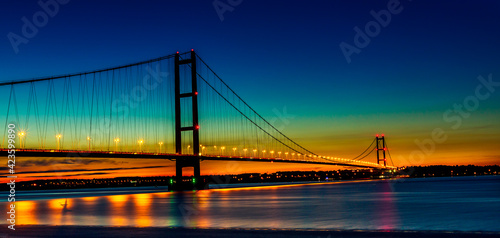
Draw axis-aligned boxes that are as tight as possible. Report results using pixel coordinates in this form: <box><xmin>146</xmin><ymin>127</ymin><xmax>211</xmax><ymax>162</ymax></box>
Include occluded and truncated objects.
<box><xmin>1</xmin><ymin>149</ymin><xmax>389</xmax><ymax>169</ymax></box>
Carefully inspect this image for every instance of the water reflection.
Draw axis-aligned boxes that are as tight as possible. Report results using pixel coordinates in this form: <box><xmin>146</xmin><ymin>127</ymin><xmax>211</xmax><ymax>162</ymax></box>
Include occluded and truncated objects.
<box><xmin>15</xmin><ymin>201</ymin><xmax>38</xmax><ymax>225</ymax></box>
<box><xmin>132</xmin><ymin>193</ymin><xmax>152</xmax><ymax>227</ymax></box>
<box><xmin>376</xmin><ymin>182</ymin><xmax>399</xmax><ymax>230</ymax></box>
<box><xmin>1</xmin><ymin>177</ymin><xmax>498</xmax><ymax>231</ymax></box>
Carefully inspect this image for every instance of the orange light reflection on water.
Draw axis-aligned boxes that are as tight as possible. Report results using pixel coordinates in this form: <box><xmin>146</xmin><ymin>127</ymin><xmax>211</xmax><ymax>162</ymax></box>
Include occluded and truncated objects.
<box><xmin>107</xmin><ymin>194</ymin><xmax>130</xmax><ymax>226</ymax></box>
<box><xmin>81</xmin><ymin>196</ymin><xmax>98</xmax><ymax>202</ymax></box>
<box><xmin>48</xmin><ymin>198</ymin><xmax>73</xmax><ymax>225</ymax></box>
<box><xmin>14</xmin><ymin>201</ymin><xmax>38</xmax><ymax>225</ymax></box>
<box><xmin>132</xmin><ymin>193</ymin><xmax>153</xmax><ymax>227</ymax></box>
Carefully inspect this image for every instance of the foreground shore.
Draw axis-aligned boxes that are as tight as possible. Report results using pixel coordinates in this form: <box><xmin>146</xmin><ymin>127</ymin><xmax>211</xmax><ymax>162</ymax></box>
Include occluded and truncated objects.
<box><xmin>1</xmin><ymin>226</ymin><xmax>499</xmax><ymax>238</ymax></box>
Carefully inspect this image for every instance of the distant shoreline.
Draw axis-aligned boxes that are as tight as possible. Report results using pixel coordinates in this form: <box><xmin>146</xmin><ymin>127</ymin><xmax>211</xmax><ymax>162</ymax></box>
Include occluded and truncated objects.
<box><xmin>1</xmin><ymin>225</ymin><xmax>499</xmax><ymax>238</ymax></box>
<box><xmin>4</xmin><ymin>165</ymin><xmax>498</xmax><ymax>192</ymax></box>
<box><xmin>7</xmin><ymin>179</ymin><xmax>379</xmax><ymax>201</ymax></box>
<box><xmin>5</xmin><ymin>175</ymin><xmax>498</xmax><ymax>201</ymax></box>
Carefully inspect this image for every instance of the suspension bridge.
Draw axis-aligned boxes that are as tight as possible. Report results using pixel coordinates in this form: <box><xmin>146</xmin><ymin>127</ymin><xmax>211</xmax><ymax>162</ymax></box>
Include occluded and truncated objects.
<box><xmin>0</xmin><ymin>50</ymin><xmax>395</xmax><ymax>190</ymax></box>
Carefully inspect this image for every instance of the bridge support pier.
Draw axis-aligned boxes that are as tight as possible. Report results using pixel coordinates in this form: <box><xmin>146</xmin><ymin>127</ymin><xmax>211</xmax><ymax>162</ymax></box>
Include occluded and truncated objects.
<box><xmin>173</xmin><ymin>157</ymin><xmax>202</xmax><ymax>190</ymax></box>
<box><xmin>376</xmin><ymin>134</ymin><xmax>387</xmax><ymax>167</ymax></box>
<box><xmin>172</xmin><ymin>50</ymin><xmax>203</xmax><ymax>191</ymax></box>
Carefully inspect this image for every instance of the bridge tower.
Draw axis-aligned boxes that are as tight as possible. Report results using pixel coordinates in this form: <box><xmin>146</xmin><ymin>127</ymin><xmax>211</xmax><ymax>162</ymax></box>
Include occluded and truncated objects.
<box><xmin>375</xmin><ymin>134</ymin><xmax>386</xmax><ymax>167</ymax></box>
<box><xmin>174</xmin><ymin>50</ymin><xmax>201</xmax><ymax>190</ymax></box>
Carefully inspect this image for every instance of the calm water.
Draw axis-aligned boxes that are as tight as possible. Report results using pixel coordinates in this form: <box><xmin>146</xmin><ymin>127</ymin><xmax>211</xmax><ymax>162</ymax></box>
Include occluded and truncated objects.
<box><xmin>2</xmin><ymin>176</ymin><xmax>499</xmax><ymax>231</ymax></box>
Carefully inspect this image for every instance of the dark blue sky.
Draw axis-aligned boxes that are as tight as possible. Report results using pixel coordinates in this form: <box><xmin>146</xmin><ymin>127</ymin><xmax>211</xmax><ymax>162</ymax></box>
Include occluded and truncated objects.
<box><xmin>1</xmin><ymin>0</ymin><xmax>500</xmax><ymax>164</ymax></box>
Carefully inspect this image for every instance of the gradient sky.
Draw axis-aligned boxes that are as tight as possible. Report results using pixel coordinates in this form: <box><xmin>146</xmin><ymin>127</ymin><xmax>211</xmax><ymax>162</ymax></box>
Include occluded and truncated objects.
<box><xmin>1</xmin><ymin>1</ymin><xmax>500</xmax><ymax>181</ymax></box>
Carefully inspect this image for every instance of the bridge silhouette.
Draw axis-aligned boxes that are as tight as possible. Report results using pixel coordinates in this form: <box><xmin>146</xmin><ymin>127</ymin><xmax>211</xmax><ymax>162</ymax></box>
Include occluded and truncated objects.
<box><xmin>0</xmin><ymin>50</ymin><xmax>394</xmax><ymax>190</ymax></box>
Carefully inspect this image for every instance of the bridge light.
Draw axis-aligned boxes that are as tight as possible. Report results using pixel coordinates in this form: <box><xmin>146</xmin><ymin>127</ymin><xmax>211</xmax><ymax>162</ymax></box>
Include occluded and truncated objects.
<box><xmin>86</xmin><ymin>136</ymin><xmax>92</xmax><ymax>151</ymax></box>
<box><xmin>191</xmin><ymin>49</ymin><xmax>194</xmax><ymax>52</ymax></box>
<box><xmin>195</xmin><ymin>92</ymin><xmax>198</xmax><ymax>95</ymax></box>
<box><xmin>383</xmin><ymin>148</ymin><xmax>387</xmax><ymax>151</ymax></box>
<box><xmin>176</xmin><ymin>51</ymin><xmax>179</xmax><ymax>54</ymax></box>
<box><xmin>113</xmin><ymin>138</ymin><xmax>121</xmax><ymax>152</ymax></box>
<box><xmin>382</xmin><ymin>134</ymin><xmax>385</xmax><ymax>137</ymax></box>
<box><xmin>158</xmin><ymin>141</ymin><xmax>164</xmax><ymax>154</ymax></box>
<box><xmin>195</xmin><ymin>125</ymin><xmax>200</xmax><ymax>129</ymax></box>
<box><xmin>192</xmin><ymin>177</ymin><xmax>196</xmax><ymax>184</ymax></box>
<box><xmin>55</xmin><ymin>134</ymin><xmax>62</xmax><ymax>150</ymax></box>
<box><xmin>137</xmin><ymin>140</ymin><xmax>144</xmax><ymax>152</ymax></box>
<box><xmin>18</xmin><ymin>130</ymin><xmax>26</xmax><ymax>149</ymax></box>
<box><xmin>376</xmin><ymin>134</ymin><xmax>379</xmax><ymax>137</ymax></box>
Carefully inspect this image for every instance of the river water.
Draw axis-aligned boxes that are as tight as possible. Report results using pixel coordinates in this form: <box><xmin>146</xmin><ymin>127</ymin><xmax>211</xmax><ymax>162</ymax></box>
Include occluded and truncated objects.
<box><xmin>2</xmin><ymin>176</ymin><xmax>499</xmax><ymax>232</ymax></box>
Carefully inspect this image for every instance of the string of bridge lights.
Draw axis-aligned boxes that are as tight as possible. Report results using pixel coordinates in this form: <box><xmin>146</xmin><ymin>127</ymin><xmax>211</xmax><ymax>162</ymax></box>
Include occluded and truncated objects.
<box><xmin>15</xmin><ymin>129</ymin><xmax>384</xmax><ymax>167</ymax></box>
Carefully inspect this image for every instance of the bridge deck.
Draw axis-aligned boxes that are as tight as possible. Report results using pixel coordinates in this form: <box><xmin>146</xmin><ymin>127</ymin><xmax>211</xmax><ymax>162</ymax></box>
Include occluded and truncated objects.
<box><xmin>1</xmin><ymin>149</ymin><xmax>388</xmax><ymax>169</ymax></box>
